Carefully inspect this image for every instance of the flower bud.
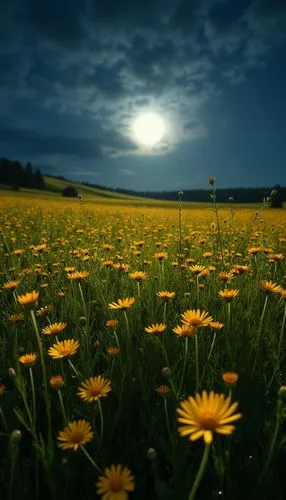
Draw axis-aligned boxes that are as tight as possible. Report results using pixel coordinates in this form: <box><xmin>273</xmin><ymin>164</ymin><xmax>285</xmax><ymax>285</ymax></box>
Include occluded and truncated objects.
<box><xmin>161</xmin><ymin>367</ymin><xmax>172</xmax><ymax>379</ymax></box>
<box><xmin>147</xmin><ymin>448</ymin><xmax>157</xmax><ymax>461</ymax></box>
<box><xmin>278</xmin><ymin>385</ymin><xmax>286</xmax><ymax>402</ymax></box>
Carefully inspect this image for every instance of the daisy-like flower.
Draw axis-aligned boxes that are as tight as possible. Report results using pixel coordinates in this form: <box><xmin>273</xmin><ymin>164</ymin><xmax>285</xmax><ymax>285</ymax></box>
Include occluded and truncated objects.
<box><xmin>77</xmin><ymin>376</ymin><xmax>112</xmax><ymax>403</ymax></box>
<box><xmin>48</xmin><ymin>339</ymin><xmax>80</xmax><ymax>359</ymax></box>
<box><xmin>144</xmin><ymin>323</ymin><xmax>167</xmax><ymax>335</ymax></box>
<box><xmin>189</xmin><ymin>265</ymin><xmax>207</xmax><ymax>275</ymax></box>
<box><xmin>107</xmin><ymin>346</ymin><xmax>120</xmax><ymax>357</ymax></box>
<box><xmin>49</xmin><ymin>375</ymin><xmax>64</xmax><ymax>389</ymax></box>
<box><xmin>181</xmin><ymin>309</ymin><xmax>213</xmax><ymax>328</ymax></box>
<box><xmin>8</xmin><ymin>313</ymin><xmax>25</xmax><ymax>325</ymax></box>
<box><xmin>17</xmin><ymin>290</ymin><xmax>39</xmax><ymax>307</ymax></box>
<box><xmin>218</xmin><ymin>272</ymin><xmax>234</xmax><ymax>283</ymax></box>
<box><xmin>155</xmin><ymin>385</ymin><xmax>171</xmax><ymax>397</ymax></box>
<box><xmin>57</xmin><ymin>420</ymin><xmax>94</xmax><ymax>451</ymax></box>
<box><xmin>42</xmin><ymin>322</ymin><xmax>67</xmax><ymax>336</ymax></box>
<box><xmin>113</xmin><ymin>263</ymin><xmax>129</xmax><ymax>273</ymax></box>
<box><xmin>96</xmin><ymin>464</ymin><xmax>135</xmax><ymax>500</ymax></box>
<box><xmin>177</xmin><ymin>390</ymin><xmax>242</xmax><ymax>444</ymax></box>
<box><xmin>2</xmin><ymin>280</ymin><xmax>20</xmax><ymax>291</ymax></box>
<box><xmin>129</xmin><ymin>271</ymin><xmax>148</xmax><ymax>281</ymax></box>
<box><xmin>279</xmin><ymin>288</ymin><xmax>286</xmax><ymax>299</ymax></box>
<box><xmin>106</xmin><ymin>319</ymin><xmax>118</xmax><ymax>329</ymax></box>
<box><xmin>210</xmin><ymin>321</ymin><xmax>224</xmax><ymax>330</ymax></box>
<box><xmin>154</xmin><ymin>252</ymin><xmax>168</xmax><ymax>261</ymax></box>
<box><xmin>260</xmin><ymin>280</ymin><xmax>282</xmax><ymax>295</ymax></box>
<box><xmin>0</xmin><ymin>384</ymin><xmax>6</xmax><ymax>397</ymax></box>
<box><xmin>67</xmin><ymin>271</ymin><xmax>90</xmax><ymax>281</ymax></box>
<box><xmin>172</xmin><ymin>324</ymin><xmax>197</xmax><ymax>337</ymax></box>
<box><xmin>222</xmin><ymin>372</ymin><xmax>239</xmax><ymax>386</ymax></box>
<box><xmin>218</xmin><ymin>289</ymin><xmax>239</xmax><ymax>302</ymax></box>
<box><xmin>108</xmin><ymin>297</ymin><xmax>135</xmax><ymax>310</ymax></box>
<box><xmin>64</xmin><ymin>267</ymin><xmax>76</xmax><ymax>273</ymax></box>
<box><xmin>157</xmin><ymin>291</ymin><xmax>176</xmax><ymax>301</ymax></box>
<box><xmin>36</xmin><ymin>305</ymin><xmax>53</xmax><ymax>317</ymax></box>
<box><xmin>19</xmin><ymin>353</ymin><xmax>38</xmax><ymax>367</ymax></box>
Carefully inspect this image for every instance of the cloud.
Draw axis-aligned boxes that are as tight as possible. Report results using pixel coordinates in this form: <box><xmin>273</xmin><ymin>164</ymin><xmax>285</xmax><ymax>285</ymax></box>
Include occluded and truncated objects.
<box><xmin>120</xmin><ymin>168</ymin><xmax>135</xmax><ymax>176</ymax></box>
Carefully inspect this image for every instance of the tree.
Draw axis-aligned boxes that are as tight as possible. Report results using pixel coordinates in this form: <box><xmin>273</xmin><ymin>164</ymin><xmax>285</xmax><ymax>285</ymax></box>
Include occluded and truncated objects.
<box><xmin>34</xmin><ymin>169</ymin><xmax>46</xmax><ymax>190</ymax></box>
<box><xmin>62</xmin><ymin>185</ymin><xmax>78</xmax><ymax>197</ymax></box>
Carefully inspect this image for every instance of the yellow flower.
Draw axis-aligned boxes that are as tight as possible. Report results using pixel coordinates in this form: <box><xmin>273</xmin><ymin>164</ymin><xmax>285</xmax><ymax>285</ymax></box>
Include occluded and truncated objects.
<box><xmin>67</xmin><ymin>271</ymin><xmax>90</xmax><ymax>281</ymax></box>
<box><xmin>36</xmin><ymin>305</ymin><xmax>53</xmax><ymax>317</ymax></box>
<box><xmin>177</xmin><ymin>390</ymin><xmax>242</xmax><ymax>444</ymax></box>
<box><xmin>42</xmin><ymin>322</ymin><xmax>67</xmax><ymax>336</ymax></box>
<box><xmin>218</xmin><ymin>272</ymin><xmax>234</xmax><ymax>283</ymax></box>
<box><xmin>129</xmin><ymin>271</ymin><xmax>148</xmax><ymax>281</ymax></box>
<box><xmin>106</xmin><ymin>319</ymin><xmax>119</xmax><ymax>329</ymax></box>
<box><xmin>77</xmin><ymin>376</ymin><xmax>112</xmax><ymax>403</ymax></box>
<box><xmin>222</xmin><ymin>372</ymin><xmax>239</xmax><ymax>385</ymax></box>
<box><xmin>19</xmin><ymin>353</ymin><xmax>38</xmax><ymax>367</ymax></box>
<box><xmin>96</xmin><ymin>464</ymin><xmax>135</xmax><ymax>500</ymax></box>
<box><xmin>154</xmin><ymin>252</ymin><xmax>168</xmax><ymax>261</ymax></box>
<box><xmin>0</xmin><ymin>384</ymin><xmax>6</xmax><ymax>397</ymax></box>
<box><xmin>8</xmin><ymin>313</ymin><xmax>25</xmax><ymax>324</ymax></box>
<box><xmin>48</xmin><ymin>339</ymin><xmax>80</xmax><ymax>359</ymax></box>
<box><xmin>108</xmin><ymin>297</ymin><xmax>135</xmax><ymax>310</ymax></box>
<box><xmin>144</xmin><ymin>323</ymin><xmax>167</xmax><ymax>334</ymax></box>
<box><xmin>189</xmin><ymin>265</ymin><xmax>207</xmax><ymax>275</ymax></box>
<box><xmin>260</xmin><ymin>280</ymin><xmax>282</xmax><ymax>295</ymax></box>
<box><xmin>57</xmin><ymin>420</ymin><xmax>94</xmax><ymax>451</ymax></box>
<box><xmin>172</xmin><ymin>324</ymin><xmax>197</xmax><ymax>337</ymax></box>
<box><xmin>279</xmin><ymin>288</ymin><xmax>286</xmax><ymax>300</ymax></box>
<box><xmin>17</xmin><ymin>290</ymin><xmax>39</xmax><ymax>307</ymax></box>
<box><xmin>49</xmin><ymin>375</ymin><xmax>64</xmax><ymax>389</ymax></box>
<box><xmin>2</xmin><ymin>280</ymin><xmax>20</xmax><ymax>291</ymax></box>
<box><xmin>210</xmin><ymin>321</ymin><xmax>224</xmax><ymax>330</ymax></box>
<box><xmin>107</xmin><ymin>346</ymin><xmax>120</xmax><ymax>357</ymax></box>
<box><xmin>157</xmin><ymin>291</ymin><xmax>176</xmax><ymax>301</ymax></box>
<box><xmin>155</xmin><ymin>385</ymin><xmax>171</xmax><ymax>397</ymax></box>
<box><xmin>181</xmin><ymin>309</ymin><xmax>213</xmax><ymax>328</ymax></box>
<box><xmin>218</xmin><ymin>289</ymin><xmax>239</xmax><ymax>302</ymax></box>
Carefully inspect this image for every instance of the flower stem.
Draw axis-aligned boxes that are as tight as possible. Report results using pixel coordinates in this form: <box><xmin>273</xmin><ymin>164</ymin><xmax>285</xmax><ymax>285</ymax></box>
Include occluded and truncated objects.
<box><xmin>58</xmin><ymin>390</ymin><xmax>67</xmax><ymax>423</ymax></box>
<box><xmin>195</xmin><ymin>335</ymin><xmax>199</xmax><ymax>392</ymax></box>
<box><xmin>188</xmin><ymin>443</ymin><xmax>211</xmax><ymax>500</ymax></box>
<box><xmin>67</xmin><ymin>359</ymin><xmax>80</xmax><ymax>378</ymax></box>
<box><xmin>179</xmin><ymin>338</ymin><xmax>188</xmax><ymax>394</ymax></box>
<box><xmin>30</xmin><ymin>310</ymin><xmax>53</xmax><ymax>461</ymax></box>
<box><xmin>80</xmin><ymin>445</ymin><xmax>102</xmax><ymax>474</ymax></box>
<box><xmin>97</xmin><ymin>399</ymin><xmax>104</xmax><ymax>446</ymax></box>
<box><xmin>163</xmin><ymin>398</ymin><xmax>173</xmax><ymax>447</ymax></box>
<box><xmin>29</xmin><ymin>367</ymin><xmax>36</xmax><ymax>434</ymax></box>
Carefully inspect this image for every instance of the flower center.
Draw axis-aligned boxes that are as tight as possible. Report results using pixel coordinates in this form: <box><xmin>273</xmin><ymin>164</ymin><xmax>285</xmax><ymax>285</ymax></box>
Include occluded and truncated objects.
<box><xmin>89</xmin><ymin>388</ymin><xmax>100</xmax><ymax>396</ymax></box>
<box><xmin>200</xmin><ymin>413</ymin><xmax>218</xmax><ymax>430</ymax></box>
<box><xmin>60</xmin><ymin>349</ymin><xmax>71</xmax><ymax>356</ymax></box>
<box><xmin>71</xmin><ymin>432</ymin><xmax>84</xmax><ymax>443</ymax></box>
<box><xmin>109</xmin><ymin>476</ymin><xmax>123</xmax><ymax>492</ymax></box>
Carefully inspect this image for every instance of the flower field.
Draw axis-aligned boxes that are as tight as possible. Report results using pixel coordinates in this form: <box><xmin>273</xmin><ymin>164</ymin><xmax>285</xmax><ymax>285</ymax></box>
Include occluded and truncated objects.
<box><xmin>0</xmin><ymin>190</ymin><xmax>285</xmax><ymax>500</ymax></box>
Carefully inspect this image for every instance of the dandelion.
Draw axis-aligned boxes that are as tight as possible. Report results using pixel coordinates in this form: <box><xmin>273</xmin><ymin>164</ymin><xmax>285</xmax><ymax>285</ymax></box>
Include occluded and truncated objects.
<box><xmin>155</xmin><ymin>385</ymin><xmax>170</xmax><ymax>397</ymax></box>
<box><xmin>157</xmin><ymin>291</ymin><xmax>176</xmax><ymax>301</ymax></box>
<box><xmin>218</xmin><ymin>272</ymin><xmax>234</xmax><ymax>283</ymax></box>
<box><xmin>154</xmin><ymin>252</ymin><xmax>168</xmax><ymax>261</ymax></box>
<box><xmin>49</xmin><ymin>375</ymin><xmax>64</xmax><ymax>390</ymax></box>
<box><xmin>42</xmin><ymin>322</ymin><xmax>67</xmax><ymax>336</ymax></box>
<box><xmin>36</xmin><ymin>305</ymin><xmax>53</xmax><ymax>317</ymax></box>
<box><xmin>17</xmin><ymin>291</ymin><xmax>39</xmax><ymax>307</ymax></box>
<box><xmin>108</xmin><ymin>297</ymin><xmax>135</xmax><ymax>310</ymax></box>
<box><xmin>260</xmin><ymin>280</ymin><xmax>282</xmax><ymax>294</ymax></box>
<box><xmin>18</xmin><ymin>353</ymin><xmax>38</xmax><ymax>367</ymax></box>
<box><xmin>172</xmin><ymin>324</ymin><xmax>197</xmax><ymax>337</ymax></box>
<box><xmin>222</xmin><ymin>372</ymin><xmax>239</xmax><ymax>386</ymax></box>
<box><xmin>210</xmin><ymin>321</ymin><xmax>224</xmax><ymax>330</ymax></box>
<box><xmin>2</xmin><ymin>280</ymin><xmax>20</xmax><ymax>291</ymax></box>
<box><xmin>8</xmin><ymin>313</ymin><xmax>25</xmax><ymax>324</ymax></box>
<box><xmin>67</xmin><ymin>271</ymin><xmax>90</xmax><ymax>281</ymax></box>
<box><xmin>145</xmin><ymin>323</ymin><xmax>167</xmax><ymax>335</ymax></box>
<box><xmin>189</xmin><ymin>265</ymin><xmax>207</xmax><ymax>275</ymax></box>
<box><xmin>96</xmin><ymin>464</ymin><xmax>135</xmax><ymax>500</ymax></box>
<box><xmin>181</xmin><ymin>309</ymin><xmax>213</xmax><ymax>328</ymax></box>
<box><xmin>107</xmin><ymin>346</ymin><xmax>120</xmax><ymax>357</ymax></box>
<box><xmin>57</xmin><ymin>420</ymin><xmax>94</xmax><ymax>451</ymax></box>
<box><xmin>129</xmin><ymin>271</ymin><xmax>148</xmax><ymax>281</ymax></box>
<box><xmin>218</xmin><ymin>289</ymin><xmax>239</xmax><ymax>302</ymax></box>
<box><xmin>77</xmin><ymin>376</ymin><xmax>112</xmax><ymax>403</ymax></box>
<box><xmin>48</xmin><ymin>339</ymin><xmax>80</xmax><ymax>359</ymax></box>
<box><xmin>106</xmin><ymin>319</ymin><xmax>118</xmax><ymax>329</ymax></box>
<box><xmin>177</xmin><ymin>390</ymin><xmax>242</xmax><ymax>444</ymax></box>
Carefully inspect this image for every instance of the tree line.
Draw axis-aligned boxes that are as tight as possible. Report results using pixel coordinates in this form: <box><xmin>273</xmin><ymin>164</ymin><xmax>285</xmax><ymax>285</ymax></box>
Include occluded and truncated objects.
<box><xmin>0</xmin><ymin>158</ymin><xmax>46</xmax><ymax>190</ymax></box>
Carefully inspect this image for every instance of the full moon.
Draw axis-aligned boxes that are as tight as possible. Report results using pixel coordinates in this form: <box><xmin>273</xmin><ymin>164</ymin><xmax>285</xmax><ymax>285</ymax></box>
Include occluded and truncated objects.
<box><xmin>133</xmin><ymin>112</ymin><xmax>165</xmax><ymax>146</ymax></box>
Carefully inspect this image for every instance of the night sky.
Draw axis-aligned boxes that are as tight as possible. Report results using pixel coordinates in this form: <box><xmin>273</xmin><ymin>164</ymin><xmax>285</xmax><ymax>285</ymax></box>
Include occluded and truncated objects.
<box><xmin>1</xmin><ymin>0</ymin><xmax>286</xmax><ymax>191</ymax></box>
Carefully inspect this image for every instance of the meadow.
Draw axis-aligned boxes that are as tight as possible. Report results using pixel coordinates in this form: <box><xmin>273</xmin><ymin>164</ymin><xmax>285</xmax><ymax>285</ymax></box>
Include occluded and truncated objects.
<box><xmin>0</xmin><ymin>187</ymin><xmax>285</xmax><ymax>500</ymax></box>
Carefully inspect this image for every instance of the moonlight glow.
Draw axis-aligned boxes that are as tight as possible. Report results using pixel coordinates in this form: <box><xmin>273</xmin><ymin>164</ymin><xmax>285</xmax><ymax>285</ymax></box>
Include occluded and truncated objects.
<box><xmin>133</xmin><ymin>112</ymin><xmax>165</xmax><ymax>146</ymax></box>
